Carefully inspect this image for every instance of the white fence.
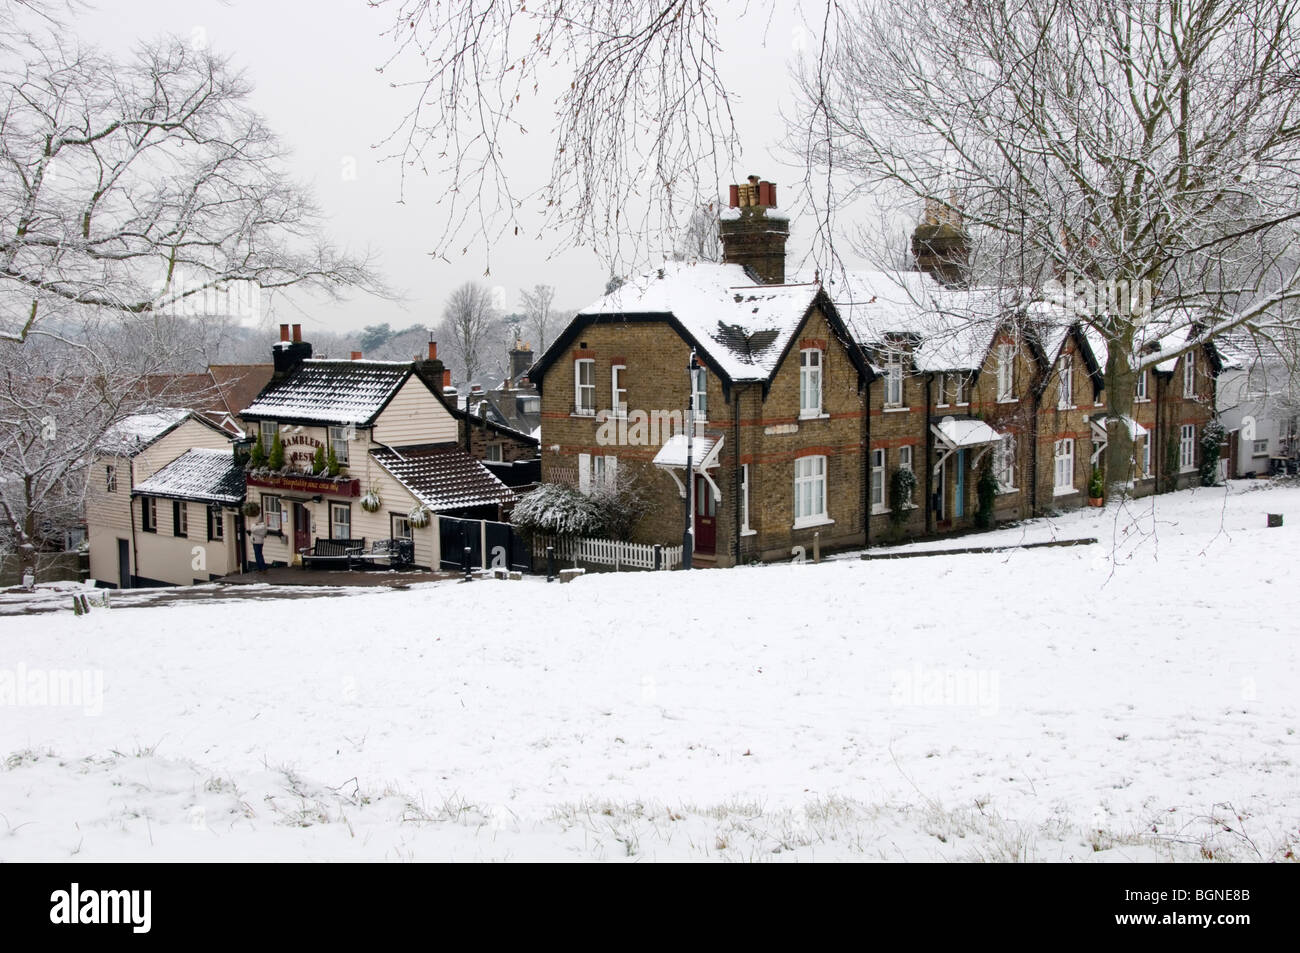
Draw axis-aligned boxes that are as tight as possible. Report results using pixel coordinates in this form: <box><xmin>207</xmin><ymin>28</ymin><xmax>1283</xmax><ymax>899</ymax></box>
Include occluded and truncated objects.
<box><xmin>533</xmin><ymin>536</ymin><xmax>683</xmax><ymax>571</ymax></box>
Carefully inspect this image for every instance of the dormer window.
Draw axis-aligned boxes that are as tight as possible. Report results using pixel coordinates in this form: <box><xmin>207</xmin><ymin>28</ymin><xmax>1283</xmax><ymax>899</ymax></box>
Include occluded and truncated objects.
<box><xmin>692</xmin><ymin>366</ymin><xmax>708</xmax><ymax>421</ymax></box>
<box><xmin>996</xmin><ymin>343</ymin><xmax>1015</xmax><ymax>401</ymax></box>
<box><xmin>1183</xmin><ymin>352</ymin><xmax>1196</xmax><ymax>398</ymax></box>
<box><xmin>800</xmin><ymin>349</ymin><xmax>823</xmax><ymax>417</ymax></box>
<box><xmin>1057</xmin><ymin>353</ymin><xmax>1074</xmax><ymax>408</ymax></box>
<box><xmin>611</xmin><ymin>364</ymin><xmax>627</xmax><ymax>417</ymax></box>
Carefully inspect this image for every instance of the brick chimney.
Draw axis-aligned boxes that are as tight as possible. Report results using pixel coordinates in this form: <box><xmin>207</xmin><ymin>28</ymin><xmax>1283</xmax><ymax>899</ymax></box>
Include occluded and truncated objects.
<box><xmin>911</xmin><ymin>196</ymin><xmax>969</xmax><ymax>287</ymax></box>
<box><xmin>272</xmin><ymin>325</ymin><xmax>312</xmax><ymax>380</ymax></box>
<box><xmin>413</xmin><ymin>336</ymin><xmax>447</xmax><ymax>395</ymax></box>
<box><xmin>509</xmin><ymin>339</ymin><xmax>534</xmax><ymax>387</ymax></box>
<box><xmin>719</xmin><ymin>175</ymin><xmax>789</xmax><ymax>284</ymax></box>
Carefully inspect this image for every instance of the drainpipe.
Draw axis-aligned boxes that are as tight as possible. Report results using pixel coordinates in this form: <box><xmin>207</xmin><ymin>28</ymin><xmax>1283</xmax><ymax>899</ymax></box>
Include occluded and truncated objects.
<box><xmin>1154</xmin><ymin>371</ymin><xmax>1163</xmax><ymax>492</ymax></box>
<box><xmin>1029</xmin><ymin>376</ymin><xmax>1041</xmax><ymax>516</ymax></box>
<box><xmin>863</xmin><ymin>376</ymin><xmax>871</xmax><ymax>549</ymax></box>
<box><xmin>733</xmin><ymin>383</ymin><xmax>742</xmax><ymax>565</ymax></box>
<box><xmin>924</xmin><ymin>372</ymin><xmax>935</xmax><ymax>534</ymax></box>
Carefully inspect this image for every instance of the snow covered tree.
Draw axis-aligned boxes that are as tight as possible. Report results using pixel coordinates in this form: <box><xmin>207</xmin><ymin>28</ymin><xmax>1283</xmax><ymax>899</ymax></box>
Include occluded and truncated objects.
<box><xmin>799</xmin><ymin>0</ymin><xmax>1300</xmax><ymax>493</ymax></box>
<box><xmin>439</xmin><ymin>281</ymin><xmax>502</xmax><ymax>385</ymax></box>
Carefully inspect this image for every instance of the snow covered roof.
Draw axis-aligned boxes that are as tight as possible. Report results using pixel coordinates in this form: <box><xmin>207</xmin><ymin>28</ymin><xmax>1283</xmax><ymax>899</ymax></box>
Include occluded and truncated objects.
<box><xmin>576</xmin><ymin>262</ymin><xmax>823</xmax><ymax>381</ymax></box>
<box><xmin>652</xmin><ymin>433</ymin><xmax>722</xmax><ymax>470</ymax></box>
<box><xmin>133</xmin><ymin>448</ymin><xmax>245</xmax><ymax>504</ymax></box>
<box><xmin>814</xmin><ymin>271</ymin><xmax>1015</xmax><ymax>372</ymax></box>
<box><xmin>98</xmin><ymin>409</ymin><xmax>193</xmax><ymax>456</ymax></box>
<box><xmin>242</xmin><ymin>360</ymin><xmax>412</xmax><ymax>425</ymax></box>
<box><xmin>931</xmin><ymin>417</ymin><xmax>1005</xmax><ymax>449</ymax></box>
<box><xmin>371</xmin><ymin>445</ymin><xmax>516</xmax><ymax>512</ymax></box>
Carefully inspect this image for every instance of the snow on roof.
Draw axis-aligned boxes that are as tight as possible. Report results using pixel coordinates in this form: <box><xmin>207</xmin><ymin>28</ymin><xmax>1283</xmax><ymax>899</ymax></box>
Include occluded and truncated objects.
<box><xmin>932</xmin><ymin>417</ymin><xmax>1004</xmax><ymax>448</ymax></box>
<box><xmin>242</xmin><ymin>360</ymin><xmax>411</xmax><ymax>425</ymax></box>
<box><xmin>99</xmin><ymin>409</ymin><xmax>192</xmax><ymax>455</ymax></box>
<box><xmin>578</xmin><ymin>262</ymin><xmax>820</xmax><ymax>381</ymax></box>
<box><xmin>371</xmin><ymin>445</ymin><xmax>516</xmax><ymax>512</ymax></box>
<box><xmin>814</xmin><ymin>271</ymin><xmax>1013</xmax><ymax>371</ymax></box>
<box><xmin>133</xmin><ymin>448</ymin><xmax>245</xmax><ymax>504</ymax></box>
<box><xmin>652</xmin><ymin>433</ymin><xmax>722</xmax><ymax>469</ymax></box>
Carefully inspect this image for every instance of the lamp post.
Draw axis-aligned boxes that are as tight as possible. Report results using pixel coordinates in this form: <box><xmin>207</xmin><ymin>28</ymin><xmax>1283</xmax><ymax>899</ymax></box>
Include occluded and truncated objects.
<box><xmin>683</xmin><ymin>350</ymin><xmax>698</xmax><ymax>570</ymax></box>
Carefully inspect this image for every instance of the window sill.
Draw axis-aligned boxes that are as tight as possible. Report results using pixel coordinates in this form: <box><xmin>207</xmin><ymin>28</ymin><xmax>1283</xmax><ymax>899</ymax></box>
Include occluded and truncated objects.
<box><xmin>1134</xmin><ymin>397</ymin><xmax>1150</xmax><ymax>403</ymax></box>
<box><xmin>883</xmin><ymin>406</ymin><xmax>911</xmax><ymax>414</ymax></box>
<box><xmin>1179</xmin><ymin>466</ymin><xmax>1197</xmax><ymax>474</ymax></box>
<box><xmin>870</xmin><ymin>505</ymin><xmax>891</xmax><ymax>516</ymax></box>
<box><xmin>997</xmin><ymin>397</ymin><xmax>1018</xmax><ymax>404</ymax></box>
<box><xmin>956</xmin><ymin>402</ymin><xmax>970</xmax><ymax>408</ymax></box>
<box><xmin>570</xmin><ymin>411</ymin><xmax>597</xmax><ymax>419</ymax></box>
<box><xmin>1053</xmin><ymin>486</ymin><xmax>1076</xmax><ymax>497</ymax></box>
<box><xmin>799</xmin><ymin>412</ymin><xmax>829</xmax><ymax>421</ymax></box>
<box><xmin>740</xmin><ymin>527</ymin><xmax>757</xmax><ymax>537</ymax></box>
<box><xmin>997</xmin><ymin>485</ymin><xmax>1018</xmax><ymax>495</ymax></box>
<box><xmin>1058</xmin><ymin>404</ymin><xmax>1078</xmax><ymax>411</ymax></box>
<box><xmin>793</xmin><ymin>516</ymin><xmax>835</xmax><ymax>530</ymax></box>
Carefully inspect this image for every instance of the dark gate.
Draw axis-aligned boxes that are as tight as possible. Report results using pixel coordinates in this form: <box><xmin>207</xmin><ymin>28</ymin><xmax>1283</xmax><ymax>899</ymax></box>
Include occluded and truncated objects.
<box><xmin>439</xmin><ymin>516</ymin><xmax>531</xmax><ymax>572</ymax></box>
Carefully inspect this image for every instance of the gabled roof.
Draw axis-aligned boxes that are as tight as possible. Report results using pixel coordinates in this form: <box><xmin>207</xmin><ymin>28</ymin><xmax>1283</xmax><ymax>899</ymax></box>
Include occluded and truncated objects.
<box><xmin>241</xmin><ymin>360</ymin><xmax>414</xmax><ymax>426</ymax></box>
<box><xmin>533</xmin><ymin>261</ymin><xmax>870</xmax><ymax>392</ymax></box>
<box><xmin>814</xmin><ymin>270</ymin><xmax>1018</xmax><ymax>372</ymax></box>
<box><xmin>98</xmin><ymin>409</ymin><xmax>225</xmax><ymax>457</ymax></box>
<box><xmin>132</xmin><ymin>448</ymin><xmax>245</xmax><ymax>504</ymax></box>
<box><xmin>371</xmin><ymin>444</ymin><xmax>517</xmax><ymax>512</ymax></box>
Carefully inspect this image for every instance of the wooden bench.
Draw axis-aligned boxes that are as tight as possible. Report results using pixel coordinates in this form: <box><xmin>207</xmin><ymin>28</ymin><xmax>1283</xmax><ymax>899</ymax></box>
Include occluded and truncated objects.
<box><xmin>298</xmin><ymin>537</ymin><xmax>365</xmax><ymax>570</ymax></box>
<box><xmin>354</xmin><ymin>538</ymin><xmax>414</xmax><ymax>568</ymax></box>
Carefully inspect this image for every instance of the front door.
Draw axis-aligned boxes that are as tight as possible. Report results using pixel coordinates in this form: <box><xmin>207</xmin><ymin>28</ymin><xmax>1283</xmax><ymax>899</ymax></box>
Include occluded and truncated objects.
<box><xmin>117</xmin><ymin>538</ymin><xmax>131</xmax><ymax>589</ymax></box>
<box><xmin>293</xmin><ymin>503</ymin><xmax>311</xmax><ymax>555</ymax></box>
<box><xmin>694</xmin><ymin>475</ymin><xmax>716</xmax><ymax>554</ymax></box>
<box><xmin>953</xmin><ymin>450</ymin><xmax>966</xmax><ymax>518</ymax></box>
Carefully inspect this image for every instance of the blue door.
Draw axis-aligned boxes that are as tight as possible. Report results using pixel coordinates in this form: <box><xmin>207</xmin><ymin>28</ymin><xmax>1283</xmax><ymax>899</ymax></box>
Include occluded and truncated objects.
<box><xmin>954</xmin><ymin>450</ymin><xmax>966</xmax><ymax>518</ymax></box>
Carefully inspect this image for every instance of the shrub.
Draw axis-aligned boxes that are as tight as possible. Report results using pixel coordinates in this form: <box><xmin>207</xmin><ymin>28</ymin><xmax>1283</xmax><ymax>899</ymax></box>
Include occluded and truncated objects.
<box><xmin>248</xmin><ymin>436</ymin><xmax>267</xmax><ymax>469</ymax></box>
<box><xmin>360</xmin><ymin>489</ymin><xmax>383</xmax><ymax>513</ymax></box>
<box><xmin>510</xmin><ymin>483</ymin><xmax>604</xmax><ymax>539</ymax></box>
<box><xmin>242</xmin><ymin>500</ymin><xmax>261</xmax><ymax>517</ymax></box>
<box><xmin>267</xmin><ymin>430</ymin><xmax>285</xmax><ymax>470</ymax></box>
<box><xmin>888</xmin><ymin>467</ymin><xmax>917</xmax><ymax>527</ymax></box>
<box><xmin>1088</xmin><ymin>466</ymin><xmax>1105</xmax><ymax>499</ymax></box>
<box><xmin>312</xmin><ymin>444</ymin><xmax>326</xmax><ymax>475</ymax></box>
<box><xmin>1200</xmin><ymin>420</ymin><xmax>1226</xmax><ymax>486</ymax></box>
<box><xmin>327</xmin><ymin>444</ymin><xmax>341</xmax><ymax>477</ymax></box>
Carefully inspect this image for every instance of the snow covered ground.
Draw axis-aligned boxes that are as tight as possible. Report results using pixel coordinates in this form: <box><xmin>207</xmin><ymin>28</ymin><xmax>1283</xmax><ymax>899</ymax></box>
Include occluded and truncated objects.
<box><xmin>2</xmin><ymin>481</ymin><xmax>1297</xmax><ymax>861</ymax></box>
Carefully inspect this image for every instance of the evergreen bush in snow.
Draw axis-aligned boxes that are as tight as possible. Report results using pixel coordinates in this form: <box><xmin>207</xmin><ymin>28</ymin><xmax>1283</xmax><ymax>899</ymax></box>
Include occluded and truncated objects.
<box><xmin>1200</xmin><ymin>421</ymin><xmax>1226</xmax><ymax>486</ymax></box>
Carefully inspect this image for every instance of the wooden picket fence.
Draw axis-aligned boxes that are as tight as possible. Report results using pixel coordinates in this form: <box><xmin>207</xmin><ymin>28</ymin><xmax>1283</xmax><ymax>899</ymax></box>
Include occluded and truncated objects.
<box><xmin>533</xmin><ymin>535</ymin><xmax>683</xmax><ymax>571</ymax></box>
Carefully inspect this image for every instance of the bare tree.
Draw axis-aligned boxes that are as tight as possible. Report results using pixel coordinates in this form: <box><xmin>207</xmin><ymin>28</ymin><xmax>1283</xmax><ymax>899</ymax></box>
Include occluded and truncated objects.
<box><xmin>374</xmin><ymin>0</ymin><xmax>743</xmax><ymax>271</ymax></box>
<box><xmin>800</xmin><ymin>0</ymin><xmax>1300</xmax><ymax>491</ymax></box>
<box><xmin>671</xmin><ymin>200</ymin><xmax>723</xmax><ymax>263</ymax></box>
<box><xmin>439</xmin><ymin>281</ymin><xmax>500</xmax><ymax>385</ymax></box>
<box><xmin>1</xmin><ymin>29</ymin><xmax>384</xmax><ymax>343</ymax></box>
<box><xmin>518</xmin><ymin>284</ymin><xmax>556</xmax><ymax>355</ymax></box>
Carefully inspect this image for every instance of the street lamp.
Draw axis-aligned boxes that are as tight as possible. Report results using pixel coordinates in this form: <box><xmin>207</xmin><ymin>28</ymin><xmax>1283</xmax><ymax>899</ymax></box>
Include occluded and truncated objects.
<box><xmin>683</xmin><ymin>350</ymin><xmax>698</xmax><ymax>569</ymax></box>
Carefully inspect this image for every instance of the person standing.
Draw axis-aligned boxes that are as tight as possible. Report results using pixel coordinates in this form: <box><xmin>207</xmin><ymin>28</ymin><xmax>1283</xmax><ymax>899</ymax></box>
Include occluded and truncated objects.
<box><xmin>250</xmin><ymin>517</ymin><xmax>268</xmax><ymax>572</ymax></box>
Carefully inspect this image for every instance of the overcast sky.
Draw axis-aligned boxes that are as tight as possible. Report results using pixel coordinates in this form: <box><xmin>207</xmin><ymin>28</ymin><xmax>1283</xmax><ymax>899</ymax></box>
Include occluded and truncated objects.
<box><xmin>77</xmin><ymin>0</ymin><xmax>842</xmax><ymax>339</ymax></box>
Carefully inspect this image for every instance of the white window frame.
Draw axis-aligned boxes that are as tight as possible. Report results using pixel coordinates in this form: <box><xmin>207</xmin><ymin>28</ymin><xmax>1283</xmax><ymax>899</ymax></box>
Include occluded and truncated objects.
<box><xmin>692</xmin><ymin>366</ymin><xmax>708</xmax><ymax>422</ymax></box>
<box><xmin>262</xmin><ymin>494</ymin><xmax>282</xmax><ymax>532</ymax></box>
<box><xmin>1252</xmin><ymin>438</ymin><xmax>1270</xmax><ymax>457</ymax></box>
<box><xmin>954</xmin><ymin>373</ymin><xmax>969</xmax><ymax>407</ymax></box>
<box><xmin>260</xmin><ymin>419</ymin><xmax>278</xmax><ymax>448</ymax></box>
<box><xmin>485</xmin><ymin>442</ymin><xmax>503</xmax><ymax>462</ymax></box>
<box><xmin>209</xmin><ymin>506</ymin><xmax>224</xmax><ymax>541</ymax></box>
<box><xmin>175</xmin><ymin>501</ymin><xmax>188</xmax><ymax>538</ymax></box>
<box><xmin>799</xmin><ymin>349</ymin><xmax>824</xmax><ymax>418</ymax></box>
<box><xmin>884</xmin><ymin>352</ymin><xmax>904</xmax><ymax>408</ymax></box>
<box><xmin>740</xmin><ymin>463</ymin><xmax>754</xmax><ymax>535</ymax></box>
<box><xmin>574</xmin><ymin>359</ymin><xmax>596</xmax><ymax>416</ymax></box>
<box><xmin>870</xmin><ymin>448</ymin><xmax>886</xmax><ymax>512</ymax></box>
<box><xmin>611</xmin><ymin>364</ymin><xmax>628</xmax><ymax>417</ymax></box>
<box><xmin>1053</xmin><ymin>438</ymin><xmax>1075</xmax><ymax>494</ymax></box>
<box><xmin>997</xmin><ymin>343</ymin><xmax>1015</xmax><ymax>402</ymax></box>
<box><xmin>1183</xmin><ymin>353</ymin><xmax>1196</xmax><ymax>398</ymax></box>
<box><xmin>105</xmin><ymin>464</ymin><xmax>117</xmax><ymax>492</ymax></box>
<box><xmin>391</xmin><ymin>513</ymin><xmax>412</xmax><ymax>540</ymax></box>
<box><xmin>898</xmin><ymin>445</ymin><xmax>915</xmax><ymax>506</ymax></box>
<box><xmin>1057</xmin><ymin>353</ymin><xmax>1074</xmax><ymax>409</ymax></box>
<box><xmin>330</xmin><ymin>502</ymin><xmax>352</xmax><ymax>540</ymax></box>
<box><xmin>1180</xmin><ymin>424</ymin><xmax>1196</xmax><ymax>471</ymax></box>
<box><xmin>793</xmin><ymin>455</ymin><xmax>830</xmax><ymax>527</ymax></box>
<box><xmin>328</xmin><ymin>425</ymin><xmax>351</xmax><ymax>465</ymax></box>
<box><xmin>1142</xmin><ymin>435</ymin><xmax>1152</xmax><ymax>476</ymax></box>
<box><xmin>141</xmin><ymin>496</ymin><xmax>157</xmax><ymax>533</ymax></box>
<box><xmin>995</xmin><ymin>434</ymin><xmax>1017</xmax><ymax>491</ymax></box>
<box><xmin>1135</xmin><ymin>369</ymin><xmax>1148</xmax><ymax>401</ymax></box>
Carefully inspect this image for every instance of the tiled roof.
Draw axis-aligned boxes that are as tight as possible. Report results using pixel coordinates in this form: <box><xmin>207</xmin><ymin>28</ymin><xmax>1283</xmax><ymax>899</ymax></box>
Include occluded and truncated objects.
<box><xmin>207</xmin><ymin>364</ymin><xmax>274</xmax><ymax>417</ymax></box>
<box><xmin>242</xmin><ymin>360</ymin><xmax>412</xmax><ymax>425</ymax></box>
<box><xmin>371</xmin><ymin>444</ymin><xmax>516</xmax><ymax>511</ymax></box>
<box><xmin>133</xmin><ymin>448</ymin><xmax>245</xmax><ymax>504</ymax></box>
<box><xmin>98</xmin><ymin>409</ymin><xmax>192</xmax><ymax>455</ymax></box>
<box><xmin>577</xmin><ymin>262</ymin><xmax>822</xmax><ymax>380</ymax></box>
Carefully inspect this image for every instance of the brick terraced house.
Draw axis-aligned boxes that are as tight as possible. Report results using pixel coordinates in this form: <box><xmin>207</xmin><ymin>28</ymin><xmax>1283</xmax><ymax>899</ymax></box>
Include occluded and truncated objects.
<box><xmin>532</xmin><ymin>176</ymin><xmax>1223</xmax><ymax>565</ymax></box>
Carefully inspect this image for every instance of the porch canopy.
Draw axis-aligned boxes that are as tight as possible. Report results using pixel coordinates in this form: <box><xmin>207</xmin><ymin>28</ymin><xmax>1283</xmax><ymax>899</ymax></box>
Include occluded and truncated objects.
<box><xmin>1089</xmin><ymin>414</ymin><xmax>1148</xmax><ymax>464</ymax></box>
<box><xmin>653</xmin><ymin>433</ymin><xmax>725</xmax><ymax>501</ymax></box>
<box><xmin>930</xmin><ymin>418</ymin><xmax>1004</xmax><ymax>473</ymax></box>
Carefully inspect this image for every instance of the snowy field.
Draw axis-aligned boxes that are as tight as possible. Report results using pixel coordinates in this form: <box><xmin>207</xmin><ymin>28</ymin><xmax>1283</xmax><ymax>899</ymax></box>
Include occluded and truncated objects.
<box><xmin>2</xmin><ymin>481</ymin><xmax>1298</xmax><ymax>862</ymax></box>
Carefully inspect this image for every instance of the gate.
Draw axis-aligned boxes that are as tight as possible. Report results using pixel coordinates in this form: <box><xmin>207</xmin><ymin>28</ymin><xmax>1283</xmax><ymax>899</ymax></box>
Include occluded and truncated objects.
<box><xmin>439</xmin><ymin>516</ymin><xmax>532</xmax><ymax>573</ymax></box>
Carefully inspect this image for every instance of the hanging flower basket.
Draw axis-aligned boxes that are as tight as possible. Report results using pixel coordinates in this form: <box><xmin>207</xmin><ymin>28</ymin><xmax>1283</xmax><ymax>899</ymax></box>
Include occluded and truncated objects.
<box><xmin>360</xmin><ymin>489</ymin><xmax>383</xmax><ymax>513</ymax></box>
<box><xmin>408</xmin><ymin>504</ymin><xmax>432</xmax><ymax>529</ymax></box>
<box><xmin>242</xmin><ymin>500</ymin><xmax>261</xmax><ymax>517</ymax></box>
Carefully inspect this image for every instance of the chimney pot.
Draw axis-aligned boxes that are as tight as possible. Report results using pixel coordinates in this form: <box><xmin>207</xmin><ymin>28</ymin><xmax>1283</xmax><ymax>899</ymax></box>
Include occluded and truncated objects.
<box><xmin>351</xmin><ymin>350</ymin><xmax>362</xmax><ymax>361</ymax></box>
<box><xmin>719</xmin><ymin>174</ymin><xmax>789</xmax><ymax>284</ymax></box>
<box><xmin>428</xmin><ymin>340</ymin><xmax>437</xmax><ymax>361</ymax></box>
<box><xmin>292</xmin><ymin>324</ymin><xmax>302</xmax><ymax>343</ymax></box>
<box><xmin>443</xmin><ymin>369</ymin><xmax>451</xmax><ymax>389</ymax></box>
<box><xmin>279</xmin><ymin>324</ymin><xmax>290</xmax><ymax>342</ymax></box>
